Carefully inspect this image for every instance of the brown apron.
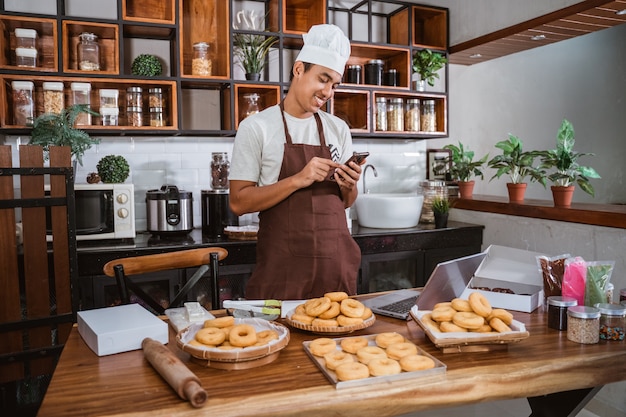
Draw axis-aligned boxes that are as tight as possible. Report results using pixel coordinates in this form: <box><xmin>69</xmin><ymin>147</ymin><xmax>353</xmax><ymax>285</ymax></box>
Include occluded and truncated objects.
<box><xmin>245</xmin><ymin>104</ymin><xmax>361</xmax><ymax>300</ymax></box>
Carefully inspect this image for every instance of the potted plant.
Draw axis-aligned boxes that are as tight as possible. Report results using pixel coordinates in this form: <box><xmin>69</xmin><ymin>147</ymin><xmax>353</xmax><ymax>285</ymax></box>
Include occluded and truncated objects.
<box><xmin>431</xmin><ymin>195</ymin><xmax>450</xmax><ymax>228</ymax></box>
<box><xmin>28</xmin><ymin>104</ymin><xmax>100</xmax><ymax>167</ymax></box>
<box><xmin>538</xmin><ymin>119</ymin><xmax>601</xmax><ymax>207</ymax></box>
<box><xmin>443</xmin><ymin>142</ymin><xmax>488</xmax><ymax>199</ymax></box>
<box><xmin>96</xmin><ymin>155</ymin><xmax>130</xmax><ymax>183</ymax></box>
<box><xmin>487</xmin><ymin>133</ymin><xmax>546</xmax><ymax>203</ymax></box>
<box><xmin>233</xmin><ymin>32</ymin><xmax>277</xmax><ymax>80</ymax></box>
<box><xmin>411</xmin><ymin>48</ymin><xmax>447</xmax><ymax>91</ymax></box>
<box><xmin>130</xmin><ymin>54</ymin><xmax>163</xmax><ymax>77</ymax></box>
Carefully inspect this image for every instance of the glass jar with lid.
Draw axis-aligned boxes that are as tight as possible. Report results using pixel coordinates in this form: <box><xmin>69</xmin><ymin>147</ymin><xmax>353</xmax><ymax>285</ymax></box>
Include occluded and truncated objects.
<box><xmin>547</xmin><ymin>296</ymin><xmax>577</xmax><ymax>331</ymax></box>
<box><xmin>127</xmin><ymin>106</ymin><xmax>143</xmax><ymax>127</ymax></box>
<box><xmin>345</xmin><ymin>65</ymin><xmax>361</xmax><ymax>84</ymax></box>
<box><xmin>126</xmin><ymin>86</ymin><xmax>142</xmax><ymax>108</ymax></box>
<box><xmin>150</xmin><ymin>107</ymin><xmax>165</xmax><ymax>127</ymax></box>
<box><xmin>595</xmin><ymin>303</ymin><xmax>626</xmax><ymax>341</ymax></box>
<box><xmin>421</xmin><ymin>99</ymin><xmax>436</xmax><ymax>132</ymax></box>
<box><xmin>211</xmin><ymin>152</ymin><xmax>230</xmax><ymax>190</ymax></box>
<box><xmin>419</xmin><ymin>180</ymin><xmax>447</xmax><ymax>224</ymax></box>
<box><xmin>70</xmin><ymin>82</ymin><xmax>92</xmax><ymax>125</ymax></box>
<box><xmin>387</xmin><ymin>97</ymin><xmax>404</xmax><ymax>131</ymax></box>
<box><xmin>11</xmin><ymin>80</ymin><xmax>34</xmax><ymax>126</ymax></box>
<box><xmin>405</xmin><ymin>98</ymin><xmax>420</xmax><ymax>132</ymax></box>
<box><xmin>375</xmin><ymin>97</ymin><xmax>387</xmax><ymax>132</ymax></box>
<box><xmin>15</xmin><ymin>28</ymin><xmax>37</xmax><ymax>49</ymax></box>
<box><xmin>43</xmin><ymin>82</ymin><xmax>65</xmax><ymax>115</ymax></box>
<box><xmin>77</xmin><ymin>32</ymin><xmax>100</xmax><ymax>71</ymax></box>
<box><xmin>243</xmin><ymin>93</ymin><xmax>260</xmax><ymax>118</ymax></box>
<box><xmin>149</xmin><ymin>87</ymin><xmax>164</xmax><ymax>109</ymax></box>
<box><xmin>364</xmin><ymin>59</ymin><xmax>384</xmax><ymax>85</ymax></box>
<box><xmin>567</xmin><ymin>305</ymin><xmax>600</xmax><ymax>344</ymax></box>
<box><xmin>192</xmin><ymin>42</ymin><xmax>212</xmax><ymax>76</ymax></box>
<box><xmin>15</xmin><ymin>47</ymin><xmax>37</xmax><ymax>68</ymax></box>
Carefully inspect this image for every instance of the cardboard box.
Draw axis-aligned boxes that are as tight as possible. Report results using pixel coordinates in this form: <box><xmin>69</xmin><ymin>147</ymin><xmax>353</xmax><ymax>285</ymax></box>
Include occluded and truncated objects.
<box><xmin>77</xmin><ymin>304</ymin><xmax>168</xmax><ymax>356</ymax></box>
<box><xmin>460</xmin><ymin>245</ymin><xmax>545</xmax><ymax>313</ymax></box>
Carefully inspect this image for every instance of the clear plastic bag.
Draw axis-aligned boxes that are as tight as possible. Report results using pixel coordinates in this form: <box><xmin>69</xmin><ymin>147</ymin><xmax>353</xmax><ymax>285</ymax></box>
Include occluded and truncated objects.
<box><xmin>537</xmin><ymin>253</ymin><xmax>570</xmax><ymax>300</ymax></box>
<box><xmin>584</xmin><ymin>261</ymin><xmax>614</xmax><ymax>307</ymax></box>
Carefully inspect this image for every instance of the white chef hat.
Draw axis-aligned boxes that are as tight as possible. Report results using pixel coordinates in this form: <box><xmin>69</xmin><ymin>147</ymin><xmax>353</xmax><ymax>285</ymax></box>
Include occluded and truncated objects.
<box><xmin>295</xmin><ymin>24</ymin><xmax>351</xmax><ymax>76</ymax></box>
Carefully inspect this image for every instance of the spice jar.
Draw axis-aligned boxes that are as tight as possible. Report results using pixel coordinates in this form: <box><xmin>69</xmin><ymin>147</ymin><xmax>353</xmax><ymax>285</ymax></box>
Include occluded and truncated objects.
<box><xmin>11</xmin><ymin>80</ymin><xmax>34</xmax><ymax>126</ymax></box>
<box><xmin>211</xmin><ymin>152</ymin><xmax>230</xmax><ymax>190</ymax></box>
<box><xmin>243</xmin><ymin>93</ymin><xmax>260</xmax><ymax>118</ymax></box>
<box><xmin>345</xmin><ymin>65</ymin><xmax>361</xmax><ymax>84</ymax></box>
<box><xmin>70</xmin><ymin>82</ymin><xmax>92</xmax><ymax>125</ymax></box>
<box><xmin>77</xmin><ymin>32</ymin><xmax>100</xmax><ymax>71</ymax></box>
<box><xmin>364</xmin><ymin>59</ymin><xmax>384</xmax><ymax>85</ymax></box>
<box><xmin>405</xmin><ymin>98</ymin><xmax>420</xmax><ymax>132</ymax></box>
<box><xmin>149</xmin><ymin>87</ymin><xmax>164</xmax><ymax>109</ymax></box>
<box><xmin>567</xmin><ymin>306</ymin><xmax>600</xmax><ymax>344</ymax></box>
<box><xmin>192</xmin><ymin>42</ymin><xmax>212</xmax><ymax>76</ymax></box>
<box><xmin>595</xmin><ymin>303</ymin><xmax>626</xmax><ymax>341</ymax></box>
<box><xmin>42</xmin><ymin>82</ymin><xmax>64</xmax><ymax>115</ymax></box>
<box><xmin>547</xmin><ymin>296</ymin><xmax>577</xmax><ymax>331</ymax></box>
<box><xmin>383</xmin><ymin>69</ymin><xmax>398</xmax><ymax>86</ymax></box>
<box><xmin>149</xmin><ymin>107</ymin><xmax>165</xmax><ymax>127</ymax></box>
<box><xmin>387</xmin><ymin>97</ymin><xmax>404</xmax><ymax>131</ymax></box>
<box><xmin>15</xmin><ymin>47</ymin><xmax>37</xmax><ymax>68</ymax></box>
<box><xmin>419</xmin><ymin>180</ymin><xmax>447</xmax><ymax>224</ymax></box>
<box><xmin>126</xmin><ymin>86</ymin><xmax>142</xmax><ymax>108</ymax></box>
<box><xmin>15</xmin><ymin>28</ymin><xmax>37</xmax><ymax>49</ymax></box>
<box><xmin>421</xmin><ymin>99</ymin><xmax>436</xmax><ymax>132</ymax></box>
<box><xmin>375</xmin><ymin>97</ymin><xmax>387</xmax><ymax>132</ymax></box>
<box><xmin>127</xmin><ymin>106</ymin><xmax>143</xmax><ymax>127</ymax></box>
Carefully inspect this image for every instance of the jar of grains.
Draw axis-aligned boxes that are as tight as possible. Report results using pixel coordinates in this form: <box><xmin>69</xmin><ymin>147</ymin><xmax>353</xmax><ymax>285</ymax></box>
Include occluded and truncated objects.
<box><xmin>419</xmin><ymin>180</ymin><xmax>447</xmax><ymax>224</ymax></box>
<box><xmin>70</xmin><ymin>82</ymin><xmax>92</xmax><ymax>125</ymax></box>
<box><xmin>192</xmin><ymin>42</ymin><xmax>212</xmax><ymax>76</ymax></box>
<box><xmin>149</xmin><ymin>107</ymin><xmax>165</xmax><ymax>127</ymax></box>
<box><xmin>405</xmin><ymin>98</ymin><xmax>420</xmax><ymax>132</ymax></box>
<box><xmin>547</xmin><ymin>296</ymin><xmax>577</xmax><ymax>331</ymax></box>
<box><xmin>149</xmin><ymin>87</ymin><xmax>164</xmax><ymax>109</ymax></box>
<box><xmin>567</xmin><ymin>306</ymin><xmax>600</xmax><ymax>344</ymax></box>
<box><xmin>42</xmin><ymin>82</ymin><xmax>65</xmax><ymax>115</ymax></box>
<box><xmin>15</xmin><ymin>28</ymin><xmax>37</xmax><ymax>49</ymax></box>
<box><xmin>127</xmin><ymin>106</ymin><xmax>143</xmax><ymax>127</ymax></box>
<box><xmin>77</xmin><ymin>32</ymin><xmax>100</xmax><ymax>71</ymax></box>
<box><xmin>387</xmin><ymin>97</ymin><xmax>404</xmax><ymax>131</ymax></box>
<box><xmin>594</xmin><ymin>303</ymin><xmax>626</xmax><ymax>341</ymax></box>
<box><xmin>375</xmin><ymin>97</ymin><xmax>387</xmax><ymax>132</ymax></box>
<box><xmin>126</xmin><ymin>86</ymin><xmax>142</xmax><ymax>108</ymax></box>
<box><xmin>421</xmin><ymin>99</ymin><xmax>436</xmax><ymax>132</ymax></box>
<box><xmin>11</xmin><ymin>81</ymin><xmax>34</xmax><ymax>126</ymax></box>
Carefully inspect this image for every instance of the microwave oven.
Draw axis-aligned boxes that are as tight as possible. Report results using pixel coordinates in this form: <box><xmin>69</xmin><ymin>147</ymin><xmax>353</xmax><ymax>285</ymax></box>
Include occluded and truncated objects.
<box><xmin>46</xmin><ymin>183</ymin><xmax>136</xmax><ymax>241</ymax></box>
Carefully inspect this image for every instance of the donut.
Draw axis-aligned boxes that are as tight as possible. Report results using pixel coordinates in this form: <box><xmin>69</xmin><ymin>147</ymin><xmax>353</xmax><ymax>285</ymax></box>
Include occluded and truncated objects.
<box><xmin>451</xmin><ymin>298</ymin><xmax>473</xmax><ymax>312</ymax></box>
<box><xmin>229</xmin><ymin>324</ymin><xmax>258</xmax><ymax>347</ymax></box>
<box><xmin>203</xmin><ymin>316</ymin><xmax>235</xmax><ymax>328</ymax></box>
<box><xmin>439</xmin><ymin>321</ymin><xmax>468</xmax><ymax>333</ymax></box>
<box><xmin>323</xmin><ymin>350</ymin><xmax>355</xmax><ymax>371</ymax></box>
<box><xmin>489</xmin><ymin>317</ymin><xmax>512</xmax><ymax>333</ymax></box>
<box><xmin>295</xmin><ymin>303</ymin><xmax>307</xmax><ymax>315</ymax></box>
<box><xmin>340</xmin><ymin>298</ymin><xmax>365</xmax><ymax>318</ymax></box>
<box><xmin>361</xmin><ymin>307</ymin><xmax>373</xmax><ymax>320</ymax></box>
<box><xmin>317</xmin><ymin>301</ymin><xmax>341</xmax><ymax>319</ymax></box>
<box><xmin>471</xmin><ymin>324</ymin><xmax>495</xmax><ymax>333</ymax></box>
<box><xmin>309</xmin><ymin>338</ymin><xmax>337</xmax><ymax>357</ymax></box>
<box><xmin>487</xmin><ymin>308</ymin><xmax>514</xmax><ymax>325</ymax></box>
<box><xmin>433</xmin><ymin>301</ymin><xmax>452</xmax><ymax>310</ymax></box>
<box><xmin>312</xmin><ymin>318</ymin><xmax>339</xmax><ymax>327</ymax></box>
<box><xmin>452</xmin><ymin>311</ymin><xmax>485</xmax><ymax>330</ymax></box>
<box><xmin>324</xmin><ymin>291</ymin><xmax>349</xmax><ymax>302</ymax></box>
<box><xmin>291</xmin><ymin>313</ymin><xmax>314</xmax><ymax>325</ymax></box>
<box><xmin>188</xmin><ymin>338</ymin><xmax>209</xmax><ymax>348</ymax></box>
<box><xmin>468</xmin><ymin>292</ymin><xmax>492</xmax><ymax>317</ymax></box>
<box><xmin>385</xmin><ymin>342</ymin><xmax>418</xmax><ymax>360</ymax></box>
<box><xmin>375</xmin><ymin>332</ymin><xmax>405</xmax><ymax>348</ymax></box>
<box><xmin>335</xmin><ymin>362</ymin><xmax>370</xmax><ymax>381</ymax></box>
<box><xmin>367</xmin><ymin>357</ymin><xmax>401</xmax><ymax>376</ymax></box>
<box><xmin>420</xmin><ymin>313</ymin><xmax>440</xmax><ymax>332</ymax></box>
<box><xmin>195</xmin><ymin>327</ymin><xmax>226</xmax><ymax>346</ymax></box>
<box><xmin>255</xmin><ymin>330</ymin><xmax>279</xmax><ymax>345</ymax></box>
<box><xmin>340</xmin><ymin>337</ymin><xmax>369</xmax><ymax>354</ymax></box>
<box><xmin>399</xmin><ymin>354</ymin><xmax>435</xmax><ymax>372</ymax></box>
<box><xmin>431</xmin><ymin>306</ymin><xmax>456</xmax><ymax>322</ymax></box>
<box><xmin>305</xmin><ymin>297</ymin><xmax>332</xmax><ymax>316</ymax></box>
<box><xmin>336</xmin><ymin>315</ymin><xmax>364</xmax><ymax>327</ymax></box>
<box><xmin>356</xmin><ymin>346</ymin><xmax>387</xmax><ymax>364</ymax></box>
<box><xmin>220</xmin><ymin>326</ymin><xmax>233</xmax><ymax>341</ymax></box>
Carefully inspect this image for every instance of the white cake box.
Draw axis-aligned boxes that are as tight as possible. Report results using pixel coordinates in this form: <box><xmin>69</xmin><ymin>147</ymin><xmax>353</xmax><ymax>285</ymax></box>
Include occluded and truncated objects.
<box><xmin>77</xmin><ymin>304</ymin><xmax>168</xmax><ymax>356</ymax></box>
<box><xmin>460</xmin><ymin>245</ymin><xmax>545</xmax><ymax>313</ymax></box>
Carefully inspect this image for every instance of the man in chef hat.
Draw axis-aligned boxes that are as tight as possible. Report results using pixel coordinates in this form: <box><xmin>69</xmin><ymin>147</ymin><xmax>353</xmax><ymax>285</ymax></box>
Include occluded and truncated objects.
<box><xmin>229</xmin><ymin>24</ymin><xmax>364</xmax><ymax>300</ymax></box>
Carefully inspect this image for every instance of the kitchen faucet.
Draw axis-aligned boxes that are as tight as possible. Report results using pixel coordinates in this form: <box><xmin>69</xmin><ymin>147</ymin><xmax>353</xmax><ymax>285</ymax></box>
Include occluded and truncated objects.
<box><xmin>362</xmin><ymin>164</ymin><xmax>378</xmax><ymax>194</ymax></box>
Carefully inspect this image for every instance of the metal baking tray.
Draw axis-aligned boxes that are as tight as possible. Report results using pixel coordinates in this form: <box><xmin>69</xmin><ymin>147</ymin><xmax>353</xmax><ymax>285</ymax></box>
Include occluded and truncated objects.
<box><xmin>303</xmin><ymin>334</ymin><xmax>446</xmax><ymax>389</ymax></box>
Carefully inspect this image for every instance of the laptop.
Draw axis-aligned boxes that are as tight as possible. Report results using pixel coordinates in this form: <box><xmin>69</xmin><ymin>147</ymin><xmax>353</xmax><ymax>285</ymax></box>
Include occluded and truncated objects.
<box><xmin>362</xmin><ymin>252</ymin><xmax>488</xmax><ymax>320</ymax></box>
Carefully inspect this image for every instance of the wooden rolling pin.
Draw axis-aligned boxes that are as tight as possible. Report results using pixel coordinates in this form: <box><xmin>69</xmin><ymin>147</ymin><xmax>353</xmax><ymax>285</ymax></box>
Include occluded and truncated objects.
<box><xmin>142</xmin><ymin>338</ymin><xmax>208</xmax><ymax>408</ymax></box>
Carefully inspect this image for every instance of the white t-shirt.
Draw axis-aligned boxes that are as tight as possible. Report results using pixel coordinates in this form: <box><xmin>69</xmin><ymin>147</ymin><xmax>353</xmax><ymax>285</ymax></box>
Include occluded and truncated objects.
<box><xmin>230</xmin><ymin>105</ymin><xmax>353</xmax><ymax>186</ymax></box>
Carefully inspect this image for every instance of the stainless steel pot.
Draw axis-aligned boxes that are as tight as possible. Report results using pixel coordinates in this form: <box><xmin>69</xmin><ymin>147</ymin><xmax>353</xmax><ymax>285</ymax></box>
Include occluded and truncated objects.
<box><xmin>146</xmin><ymin>184</ymin><xmax>193</xmax><ymax>234</ymax></box>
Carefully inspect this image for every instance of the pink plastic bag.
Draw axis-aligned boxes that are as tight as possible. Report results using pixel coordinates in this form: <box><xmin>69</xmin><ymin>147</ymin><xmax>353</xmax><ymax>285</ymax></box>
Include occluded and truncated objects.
<box><xmin>562</xmin><ymin>257</ymin><xmax>587</xmax><ymax>306</ymax></box>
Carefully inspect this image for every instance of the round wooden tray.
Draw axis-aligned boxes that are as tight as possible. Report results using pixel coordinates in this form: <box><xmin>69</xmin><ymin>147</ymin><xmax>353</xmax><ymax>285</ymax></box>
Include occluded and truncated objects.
<box><xmin>284</xmin><ymin>311</ymin><xmax>376</xmax><ymax>336</ymax></box>
<box><xmin>176</xmin><ymin>318</ymin><xmax>289</xmax><ymax>370</ymax></box>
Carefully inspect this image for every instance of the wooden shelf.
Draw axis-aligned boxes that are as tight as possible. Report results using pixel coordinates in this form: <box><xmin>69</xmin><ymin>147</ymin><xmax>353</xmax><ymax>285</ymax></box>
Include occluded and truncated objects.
<box><xmin>269</xmin><ymin>0</ymin><xmax>327</xmax><ymax>34</ymax></box>
<box><xmin>123</xmin><ymin>0</ymin><xmax>175</xmax><ymax>24</ymax></box>
<box><xmin>332</xmin><ymin>90</ymin><xmax>369</xmax><ymax>132</ymax></box>
<box><xmin>0</xmin><ymin>15</ymin><xmax>57</xmax><ymax>71</ymax></box>
<box><xmin>62</xmin><ymin>21</ymin><xmax>119</xmax><ymax>75</ymax></box>
<box><xmin>234</xmin><ymin>84</ymin><xmax>280</xmax><ymax>128</ymax></box>
<box><xmin>348</xmin><ymin>44</ymin><xmax>411</xmax><ymax>89</ymax></box>
<box><xmin>412</xmin><ymin>5</ymin><xmax>448</xmax><ymax>49</ymax></box>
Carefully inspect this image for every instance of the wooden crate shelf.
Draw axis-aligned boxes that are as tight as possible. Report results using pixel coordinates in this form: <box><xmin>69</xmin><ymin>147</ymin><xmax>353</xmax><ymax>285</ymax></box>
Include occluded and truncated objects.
<box><xmin>234</xmin><ymin>84</ymin><xmax>280</xmax><ymax>128</ymax></box>
<box><xmin>0</xmin><ymin>15</ymin><xmax>57</xmax><ymax>71</ymax></box>
<box><xmin>348</xmin><ymin>44</ymin><xmax>411</xmax><ymax>89</ymax></box>
<box><xmin>332</xmin><ymin>89</ymin><xmax>369</xmax><ymax>132</ymax></box>
<box><xmin>412</xmin><ymin>5</ymin><xmax>447</xmax><ymax>49</ymax></box>
<box><xmin>123</xmin><ymin>0</ymin><xmax>175</xmax><ymax>24</ymax></box>
<box><xmin>62</xmin><ymin>21</ymin><xmax>119</xmax><ymax>75</ymax></box>
<box><xmin>269</xmin><ymin>0</ymin><xmax>327</xmax><ymax>34</ymax></box>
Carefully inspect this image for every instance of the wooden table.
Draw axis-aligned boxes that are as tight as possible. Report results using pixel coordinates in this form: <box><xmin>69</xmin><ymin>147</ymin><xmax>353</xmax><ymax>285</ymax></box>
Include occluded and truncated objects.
<box><xmin>38</xmin><ymin>307</ymin><xmax>626</xmax><ymax>417</ymax></box>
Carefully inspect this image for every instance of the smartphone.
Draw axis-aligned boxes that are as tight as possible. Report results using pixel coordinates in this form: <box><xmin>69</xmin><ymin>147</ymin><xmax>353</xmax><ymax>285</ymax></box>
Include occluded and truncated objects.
<box><xmin>330</xmin><ymin>152</ymin><xmax>369</xmax><ymax>181</ymax></box>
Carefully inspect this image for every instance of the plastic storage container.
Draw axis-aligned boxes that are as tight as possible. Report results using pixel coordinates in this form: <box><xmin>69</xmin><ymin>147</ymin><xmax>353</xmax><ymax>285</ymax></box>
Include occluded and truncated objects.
<box><xmin>419</xmin><ymin>180</ymin><xmax>447</xmax><ymax>224</ymax></box>
<box><xmin>15</xmin><ymin>47</ymin><xmax>37</xmax><ymax>67</ymax></box>
<box><xmin>375</xmin><ymin>97</ymin><xmax>387</xmax><ymax>132</ymax></box>
<box><xmin>11</xmin><ymin>80</ymin><xmax>34</xmax><ymax>126</ymax></box>
<box><xmin>42</xmin><ymin>82</ymin><xmax>65</xmax><ymax>114</ymax></box>
<box><xmin>364</xmin><ymin>59</ymin><xmax>384</xmax><ymax>85</ymax></box>
<box><xmin>595</xmin><ymin>303</ymin><xmax>626</xmax><ymax>341</ymax></box>
<box><xmin>99</xmin><ymin>89</ymin><xmax>119</xmax><ymax>109</ymax></box>
<box><xmin>192</xmin><ymin>42</ymin><xmax>212</xmax><ymax>76</ymax></box>
<box><xmin>421</xmin><ymin>100</ymin><xmax>436</xmax><ymax>132</ymax></box>
<box><xmin>15</xmin><ymin>28</ymin><xmax>37</xmax><ymax>49</ymax></box>
<box><xmin>405</xmin><ymin>98</ymin><xmax>420</xmax><ymax>132</ymax></box>
<box><xmin>387</xmin><ymin>97</ymin><xmax>404</xmax><ymax>131</ymax></box>
<box><xmin>99</xmin><ymin>107</ymin><xmax>119</xmax><ymax>126</ymax></box>
<box><xmin>70</xmin><ymin>82</ymin><xmax>92</xmax><ymax>125</ymax></box>
<box><xmin>567</xmin><ymin>306</ymin><xmax>600</xmax><ymax>344</ymax></box>
<box><xmin>547</xmin><ymin>296</ymin><xmax>577</xmax><ymax>331</ymax></box>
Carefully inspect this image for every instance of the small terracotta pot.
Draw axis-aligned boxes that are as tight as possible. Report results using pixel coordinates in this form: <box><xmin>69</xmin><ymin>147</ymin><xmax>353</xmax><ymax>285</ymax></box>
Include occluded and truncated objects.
<box><xmin>551</xmin><ymin>185</ymin><xmax>575</xmax><ymax>208</ymax></box>
<box><xmin>506</xmin><ymin>182</ymin><xmax>527</xmax><ymax>203</ymax></box>
<box><xmin>457</xmin><ymin>180</ymin><xmax>475</xmax><ymax>199</ymax></box>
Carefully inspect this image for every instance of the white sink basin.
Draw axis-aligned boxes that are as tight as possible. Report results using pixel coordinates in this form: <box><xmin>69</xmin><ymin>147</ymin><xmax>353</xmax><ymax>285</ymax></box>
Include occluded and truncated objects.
<box><xmin>355</xmin><ymin>193</ymin><xmax>424</xmax><ymax>229</ymax></box>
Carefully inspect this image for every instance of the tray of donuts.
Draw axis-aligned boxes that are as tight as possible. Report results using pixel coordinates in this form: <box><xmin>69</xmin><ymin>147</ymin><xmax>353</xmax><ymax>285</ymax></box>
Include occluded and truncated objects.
<box><xmin>303</xmin><ymin>333</ymin><xmax>446</xmax><ymax>389</ymax></box>
<box><xmin>284</xmin><ymin>292</ymin><xmax>375</xmax><ymax>335</ymax></box>
<box><xmin>409</xmin><ymin>292</ymin><xmax>530</xmax><ymax>353</ymax></box>
<box><xmin>176</xmin><ymin>316</ymin><xmax>290</xmax><ymax>370</ymax></box>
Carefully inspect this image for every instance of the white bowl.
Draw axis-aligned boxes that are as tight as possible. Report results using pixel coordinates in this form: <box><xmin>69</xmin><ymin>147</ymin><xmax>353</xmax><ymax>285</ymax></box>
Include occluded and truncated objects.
<box><xmin>355</xmin><ymin>193</ymin><xmax>424</xmax><ymax>229</ymax></box>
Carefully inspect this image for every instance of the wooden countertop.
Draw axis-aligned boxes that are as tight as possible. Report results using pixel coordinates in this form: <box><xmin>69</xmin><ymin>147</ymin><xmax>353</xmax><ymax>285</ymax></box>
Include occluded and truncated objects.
<box><xmin>38</xmin><ymin>307</ymin><xmax>626</xmax><ymax>417</ymax></box>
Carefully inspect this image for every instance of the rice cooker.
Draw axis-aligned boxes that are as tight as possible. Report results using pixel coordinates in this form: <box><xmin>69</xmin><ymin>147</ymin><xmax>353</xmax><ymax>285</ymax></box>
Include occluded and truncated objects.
<box><xmin>146</xmin><ymin>184</ymin><xmax>193</xmax><ymax>234</ymax></box>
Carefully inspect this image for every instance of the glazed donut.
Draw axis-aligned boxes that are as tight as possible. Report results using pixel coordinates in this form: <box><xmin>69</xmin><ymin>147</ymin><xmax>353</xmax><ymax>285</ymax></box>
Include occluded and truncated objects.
<box><xmin>229</xmin><ymin>324</ymin><xmax>258</xmax><ymax>347</ymax></box>
<box><xmin>309</xmin><ymin>338</ymin><xmax>337</xmax><ymax>357</ymax></box>
<box><xmin>195</xmin><ymin>327</ymin><xmax>226</xmax><ymax>346</ymax></box>
<box><xmin>203</xmin><ymin>316</ymin><xmax>235</xmax><ymax>328</ymax></box>
<box><xmin>385</xmin><ymin>342</ymin><xmax>418</xmax><ymax>360</ymax></box>
<box><xmin>420</xmin><ymin>313</ymin><xmax>440</xmax><ymax>332</ymax></box>
<box><xmin>431</xmin><ymin>306</ymin><xmax>456</xmax><ymax>322</ymax></box>
<box><xmin>399</xmin><ymin>354</ymin><xmax>435</xmax><ymax>372</ymax></box>
<box><xmin>433</xmin><ymin>301</ymin><xmax>452</xmax><ymax>310</ymax></box>
<box><xmin>356</xmin><ymin>346</ymin><xmax>387</xmax><ymax>364</ymax></box>
<box><xmin>305</xmin><ymin>297</ymin><xmax>332</xmax><ymax>316</ymax></box>
<box><xmin>489</xmin><ymin>317</ymin><xmax>512</xmax><ymax>333</ymax></box>
<box><xmin>255</xmin><ymin>330</ymin><xmax>279</xmax><ymax>345</ymax></box>
<box><xmin>323</xmin><ymin>350</ymin><xmax>355</xmax><ymax>371</ymax></box>
<box><xmin>291</xmin><ymin>313</ymin><xmax>315</xmax><ymax>325</ymax></box>
<box><xmin>317</xmin><ymin>301</ymin><xmax>341</xmax><ymax>319</ymax></box>
<box><xmin>439</xmin><ymin>321</ymin><xmax>468</xmax><ymax>333</ymax></box>
<box><xmin>340</xmin><ymin>299</ymin><xmax>365</xmax><ymax>318</ymax></box>
<box><xmin>324</xmin><ymin>291</ymin><xmax>349</xmax><ymax>302</ymax></box>
<box><xmin>487</xmin><ymin>308</ymin><xmax>514</xmax><ymax>325</ymax></box>
<box><xmin>452</xmin><ymin>311</ymin><xmax>485</xmax><ymax>330</ymax></box>
<box><xmin>375</xmin><ymin>332</ymin><xmax>405</xmax><ymax>349</ymax></box>
<box><xmin>312</xmin><ymin>318</ymin><xmax>339</xmax><ymax>328</ymax></box>
<box><xmin>367</xmin><ymin>357</ymin><xmax>401</xmax><ymax>376</ymax></box>
<box><xmin>340</xmin><ymin>337</ymin><xmax>369</xmax><ymax>354</ymax></box>
<box><xmin>469</xmin><ymin>292</ymin><xmax>492</xmax><ymax>317</ymax></box>
<box><xmin>361</xmin><ymin>307</ymin><xmax>373</xmax><ymax>320</ymax></box>
<box><xmin>336</xmin><ymin>315</ymin><xmax>364</xmax><ymax>327</ymax></box>
<box><xmin>295</xmin><ymin>303</ymin><xmax>307</xmax><ymax>316</ymax></box>
<box><xmin>335</xmin><ymin>362</ymin><xmax>370</xmax><ymax>381</ymax></box>
<box><xmin>451</xmin><ymin>298</ymin><xmax>473</xmax><ymax>312</ymax></box>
